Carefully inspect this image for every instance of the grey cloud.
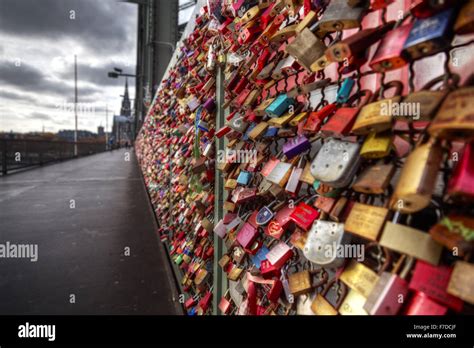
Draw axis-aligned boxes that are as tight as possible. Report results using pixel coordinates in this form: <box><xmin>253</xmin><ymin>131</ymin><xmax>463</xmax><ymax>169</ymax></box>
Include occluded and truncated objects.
<box><xmin>59</xmin><ymin>61</ymin><xmax>135</xmax><ymax>87</ymax></box>
<box><xmin>0</xmin><ymin>61</ymin><xmax>100</xmax><ymax>98</ymax></box>
<box><xmin>29</xmin><ymin>112</ymin><xmax>53</xmax><ymax>121</ymax></box>
<box><xmin>0</xmin><ymin>0</ymin><xmax>136</xmax><ymax>55</ymax></box>
<box><xmin>0</xmin><ymin>89</ymin><xmax>38</xmax><ymax>103</ymax></box>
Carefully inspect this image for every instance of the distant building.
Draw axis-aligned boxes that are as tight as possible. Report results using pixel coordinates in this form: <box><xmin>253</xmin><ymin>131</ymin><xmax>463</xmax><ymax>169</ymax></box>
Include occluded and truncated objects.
<box><xmin>98</xmin><ymin>126</ymin><xmax>105</xmax><ymax>136</ymax></box>
<box><xmin>57</xmin><ymin>130</ymin><xmax>96</xmax><ymax>142</ymax></box>
<box><xmin>112</xmin><ymin>80</ymin><xmax>133</xmax><ymax>146</ymax></box>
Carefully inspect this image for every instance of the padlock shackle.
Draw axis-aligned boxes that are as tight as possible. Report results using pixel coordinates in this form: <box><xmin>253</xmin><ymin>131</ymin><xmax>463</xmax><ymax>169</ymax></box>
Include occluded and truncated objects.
<box><xmin>422</xmin><ymin>73</ymin><xmax>460</xmax><ymax>91</ymax></box>
<box><xmin>378</xmin><ymin>80</ymin><xmax>404</xmax><ymax>100</ymax></box>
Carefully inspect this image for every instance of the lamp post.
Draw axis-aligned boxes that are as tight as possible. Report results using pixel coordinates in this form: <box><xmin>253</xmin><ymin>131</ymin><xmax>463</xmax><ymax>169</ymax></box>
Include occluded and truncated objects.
<box><xmin>74</xmin><ymin>55</ymin><xmax>78</xmax><ymax>157</ymax></box>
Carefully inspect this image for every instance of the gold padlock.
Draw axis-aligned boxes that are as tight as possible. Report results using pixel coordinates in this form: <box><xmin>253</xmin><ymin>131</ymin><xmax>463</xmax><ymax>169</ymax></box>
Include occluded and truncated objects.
<box><xmin>344</xmin><ymin>202</ymin><xmax>389</xmax><ymax>241</ymax></box>
<box><xmin>447</xmin><ymin>261</ymin><xmax>474</xmax><ymax>305</ymax></box>
<box><xmin>428</xmin><ymin>86</ymin><xmax>474</xmax><ymax>140</ymax></box>
<box><xmin>379</xmin><ymin>222</ymin><xmax>443</xmax><ymax>265</ymax></box>
<box><xmin>340</xmin><ymin>260</ymin><xmax>380</xmax><ymax>298</ymax></box>
<box><xmin>359</xmin><ymin>131</ymin><xmax>393</xmax><ymax>159</ymax></box>
<box><xmin>390</xmin><ymin>137</ymin><xmax>442</xmax><ymax>213</ymax></box>
<box><xmin>352</xmin><ymin>81</ymin><xmax>403</xmax><ymax>135</ymax></box>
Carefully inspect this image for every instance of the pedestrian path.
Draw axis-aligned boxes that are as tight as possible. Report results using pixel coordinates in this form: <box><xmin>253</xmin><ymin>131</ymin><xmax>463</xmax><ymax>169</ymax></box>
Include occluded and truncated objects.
<box><xmin>0</xmin><ymin>149</ymin><xmax>180</xmax><ymax>314</ymax></box>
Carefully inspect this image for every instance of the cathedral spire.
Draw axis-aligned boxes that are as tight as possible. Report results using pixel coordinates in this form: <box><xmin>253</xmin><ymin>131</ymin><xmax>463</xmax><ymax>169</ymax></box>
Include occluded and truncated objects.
<box><xmin>120</xmin><ymin>78</ymin><xmax>131</xmax><ymax>116</ymax></box>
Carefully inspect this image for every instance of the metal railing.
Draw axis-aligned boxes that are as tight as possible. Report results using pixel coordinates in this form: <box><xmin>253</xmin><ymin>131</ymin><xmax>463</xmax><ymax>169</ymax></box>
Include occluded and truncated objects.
<box><xmin>0</xmin><ymin>139</ymin><xmax>108</xmax><ymax>175</ymax></box>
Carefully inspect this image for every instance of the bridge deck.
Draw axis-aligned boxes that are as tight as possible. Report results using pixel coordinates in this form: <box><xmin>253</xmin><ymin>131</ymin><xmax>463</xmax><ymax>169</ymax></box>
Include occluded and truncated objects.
<box><xmin>0</xmin><ymin>149</ymin><xmax>180</xmax><ymax>314</ymax></box>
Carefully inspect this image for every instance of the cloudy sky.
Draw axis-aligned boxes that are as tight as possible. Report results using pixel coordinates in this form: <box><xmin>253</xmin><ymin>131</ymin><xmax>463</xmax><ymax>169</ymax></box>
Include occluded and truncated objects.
<box><xmin>0</xmin><ymin>0</ymin><xmax>139</xmax><ymax>134</ymax></box>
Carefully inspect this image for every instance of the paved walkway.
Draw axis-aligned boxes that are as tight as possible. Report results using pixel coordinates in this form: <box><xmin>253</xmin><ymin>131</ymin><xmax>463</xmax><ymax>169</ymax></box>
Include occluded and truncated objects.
<box><xmin>0</xmin><ymin>149</ymin><xmax>181</xmax><ymax>314</ymax></box>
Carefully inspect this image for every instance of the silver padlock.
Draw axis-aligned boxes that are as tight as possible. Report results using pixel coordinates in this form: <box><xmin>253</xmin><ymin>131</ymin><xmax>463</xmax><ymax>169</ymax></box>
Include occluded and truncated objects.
<box><xmin>303</xmin><ymin>220</ymin><xmax>351</xmax><ymax>269</ymax></box>
<box><xmin>310</xmin><ymin>138</ymin><xmax>360</xmax><ymax>187</ymax></box>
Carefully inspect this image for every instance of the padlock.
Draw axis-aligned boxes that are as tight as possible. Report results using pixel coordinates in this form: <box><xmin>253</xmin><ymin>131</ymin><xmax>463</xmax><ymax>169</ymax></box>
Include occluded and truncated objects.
<box><xmin>269</xmin><ymin>23</ymin><xmax>298</xmax><ymax>43</ymax></box>
<box><xmin>285</xmin><ymin>156</ymin><xmax>306</xmax><ymax>194</ymax></box>
<box><xmin>447</xmin><ymin>261</ymin><xmax>474</xmax><ymax>305</ymax></box>
<box><xmin>265</xmin><ymin>199</ymin><xmax>301</xmax><ymax>239</ymax></box>
<box><xmin>351</xmin><ymin>162</ymin><xmax>395</xmax><ymax>195</ymax></box>
<box><xmin>326</xmin><ymin>21</ymin><xmax>395</xmax><ymax>63</ymax></box>
<box><xmin>340</xmin><ymin>243</ymin><xmax>391</xmax><ymax>299</ymax></box>
<box><xmin>317</xmin><ymin>1</ymin><xmax>366</xmax><ymax>32</ymax></box>
<box><xmin>321</xmin><ymin>90</ymin><xmax>372</xmax><ymax>138</ymax></box>
<box><xmin>265</xmin><ymin>94</ymin><xmax>295</xmax><ymax>118</ymax></box>
<box><xmin>351</xmin><ymin>80</ymin><xmax>403</xmax><ymax>135</ymax></box>
<box><xmin>260</xmin><ymin>259</ymin><xmax>281</xmax><ymax>279</ymax></box>
<box><xmin>314</xmin><ymin>196</ymin><xmax>336</xmax><ymax>214</ymax></box>
<box><xmin>254</xmin><ymin>201</ymin><xmax>283</xmax><ymax>227</ymax></box>
<box><xmin>344</xmin><ymin>201</ymin><xmax>389</xmax><ymax>241</ymax></box>
<box><xmin>370</xmin><ymin>20</ymin><xmax>413</xmax><ymax>72</ymax></box>
<box><xmin>303</xmin><ymin>103</ymin><xmax>337</xmax><ymax>133</ymax></box>
<box><xmin>254</xmin><ymin>97</ymin><xmax>276</xmax><ymax>116</ymax></box>
<box><xmin>271</xmin><ymin>55</ymin><xmax>300</xmax><ymax>80</ymax></box>
<box><xmin>428</xmin><ymin>85</ymin><xmax>474</xmax><ymax>140</ymax></box>
<box><xmin>236</xmin><ymin>222</ymin><xmax>258</xmax><ymax>249</ymax></box>
<box><xmin>401</xmin><ymin>74</ymin><xmax>458</xmax><ymax>122</ymax></box>
<box><xmin>218</xmin><ymin>289</ymin><xmax>234</xmax><ymax>315</ymax></box>
<box><xmin>359</xmin><ymin>131</ymin><xmax>393</xmax><ymax>159</ymax></box>
<box><xmin>402</xmin><ymin>8</ymin><xmax>456</xmax><ymax>61</ymax></box>
<box><xmin>310</xmin><ymin>138</ymin><xmax>360</xmax><ymax>188</ymax></box>
<box><xmin>303</xmin><ymin>220</ymin><xmax>351</xmax><ymax>268</ymax></box>
<box><xmin>266</xmin><ymin>242</ymin><xmax>294</xmax><ymax>269</ymax></box>
<box><xmin>408</xmin><ymin>261</ymin><xmax>464</xmax><ymax>312</ymax></box>
<box><xmin>266</xmin><ymin>161</ymin><xmax>293</xmax><ymax>187</ymax></box>
<box><xmin>369</xmin><ymin>0</ymin><xmax>394</xmax><ymax>9</ymax></box>
<box><xmin>296</xmin><ymin>9</ymin><xmax>318</xmax><ymax>32</ymax></box>
<box><xmin>282</xmin><ymin>135</ymin><xmax>312</xmax><ymax>160</ymax></box>
<box><xmin>429</xmin><ymin>215</ymin><xmax>474</xmax><ymax>258</ymax></box>
<box><xmin>227</xmin><ymin>264</ymin><xmax>245</xmax><ymax>281</ymax></box>
<box><xmin>404</xmin><ymin>291</ymin><xmax>448</xmax><ymax>315</ymax></box>
<box><xmin>364</xmin><ymin>256</ymin><xmax>414</xmax><ymax>315</ymax></box>
<box><xmin>289</xmin><ymin>195</ymin><xmax>320</xmax><ymax>231</ymax></box>
<box><xmin>339</xmin><ymin>289</ymin><xmax>368</xmax><ymax>315</ymax></box>
<box><xmin>455</xmin><ymin>0</ymin><xmax>474</xmax><ymax>35</ymax></box>
<box><xmin>285</xmin><ymin>24</ymin><xmax>327</xmax><ymax>71</ymax></box>
<box><xmin>448</xmin><ymin>141</ymin><xmax>474</xmax><ymax>200</ymax></box>
<box><xmin>379</xmin><ymin>221</ymin><xmax>443</xmax><ymax>265</ymax></box>
<box><xmin>410</xmin><ymin>0</ymin><xmax>455</xmax><ymax>18</ymax></box>
<box><xmin>311</xmin><ymin>278</ymin><xmax>348</xmax><ymax>315</ymax></box>
<box><xmin>390</xmin><ymin>137</ymin><xmax>443</xmax><ymax>214</ymax></box>
<box><xmin>287</xmin><ymin>78</ymin><xmax>331</xmax><ymax>98</ymax></box>
<box><xmin>288</xmin><ymin>267</ymin><xmax>329</xmax><ymax>296</ymax></box>
<box><xmin>236</xmin><ymin>170</ymin><xmax>252</xmax><ymax>186</ymax></box>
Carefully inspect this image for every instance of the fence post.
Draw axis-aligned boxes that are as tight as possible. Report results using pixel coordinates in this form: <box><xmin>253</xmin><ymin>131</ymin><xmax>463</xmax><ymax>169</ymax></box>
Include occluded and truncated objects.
<box><xmin>2</xmin><ymin>139</ymin><xmax>7</xmax><ymax>175</ymax></box>
<box><xmin>212</xmin><ymin>66</ymin><xmax>227</xmax><ymax>315</ymax></box>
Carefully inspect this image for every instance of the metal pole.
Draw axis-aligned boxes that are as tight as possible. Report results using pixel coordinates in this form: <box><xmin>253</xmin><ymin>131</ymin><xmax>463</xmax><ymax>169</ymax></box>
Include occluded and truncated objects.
<box><xmin>213</xmin><ymin>66</ymin><xmax>228</xmax><ymax>315</ymax></box>
<box><xmin>74</xmin><ymin>55</ymin><xmax>78</xmax><ymax>157</ymax></box>
<box><xmin>105</xmin><ymin>104</ymin><xmax>109</xmax><ymax>151</ymax></box>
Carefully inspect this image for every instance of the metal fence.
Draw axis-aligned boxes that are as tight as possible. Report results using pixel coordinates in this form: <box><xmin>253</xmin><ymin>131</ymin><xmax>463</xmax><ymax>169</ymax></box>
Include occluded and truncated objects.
<box><xmin>0</xmin><ymin>139</ymin><xmax>108</xmax><ymax>175</ymax></box>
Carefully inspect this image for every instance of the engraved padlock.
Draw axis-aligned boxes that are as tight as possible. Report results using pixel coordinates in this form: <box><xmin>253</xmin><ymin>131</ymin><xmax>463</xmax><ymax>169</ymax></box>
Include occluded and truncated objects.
<box><xmin>310</xmin><ymin>138</ymin><xmax>360</xmax><ymax>188</ymax></box>
<box><xmin>303</xmin><ymin>220</ymin><xmax>351</xmax><ymax>268</ymax></box>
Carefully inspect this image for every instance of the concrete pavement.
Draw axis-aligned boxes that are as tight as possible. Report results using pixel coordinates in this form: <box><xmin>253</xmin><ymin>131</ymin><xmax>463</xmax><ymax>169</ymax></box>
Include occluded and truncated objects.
<box><xmin>0</xmin><ymin>149</ymin><xmax>181</xmax><ymax>315</ymax></box>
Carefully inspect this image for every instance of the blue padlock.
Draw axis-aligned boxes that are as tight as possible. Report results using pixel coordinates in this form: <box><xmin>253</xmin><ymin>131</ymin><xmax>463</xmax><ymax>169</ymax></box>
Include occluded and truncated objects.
<box><xmin>237</xmin><ymin>171</ymin><xmax>252</xmax><ymax>186</ymax></box>
<box><xmin>243</xmin><ymin>123</ymin><xmax>256</xmax><ymax>141</ymax></box>
<box><xmin>265</xmin><ymin>94</ymin><xmax>295</xmax><ymax>118</ymax></box>
<box><xmin>336</xmin><ymin>78</ymin><xmax>355</xmax><ymax>104</ymax></box>
<box><xmin>251</xmin><ymin>246</ymin><xmax>269</xmax><ymax>269</ymax></box>
<box><xmin>264</xmin><ymin>126</ymin><xmax>279</xmax><ymax>138</ymax></box>
<box><xmin>402</xmin><ymin>8</ymin><xmax>455</xmax><ymax>61</ymax></box>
